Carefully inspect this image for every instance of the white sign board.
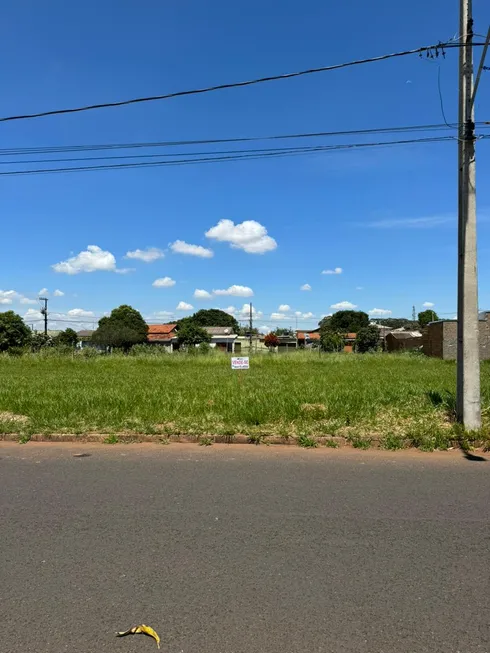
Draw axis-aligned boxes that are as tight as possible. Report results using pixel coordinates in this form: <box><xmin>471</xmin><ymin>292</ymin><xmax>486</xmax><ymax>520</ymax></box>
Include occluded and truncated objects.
<box><xmin>231</xmin><ymin>356</ymin><xmax>250</xmax><ymax>370</ymax></box>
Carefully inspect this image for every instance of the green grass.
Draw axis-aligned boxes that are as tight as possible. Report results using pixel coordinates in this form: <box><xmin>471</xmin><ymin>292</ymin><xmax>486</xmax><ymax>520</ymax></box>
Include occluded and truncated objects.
<box><xmin>0</xmin><ymin>352</ymin><xmax>489</xmax><ymax>447</ymax></box>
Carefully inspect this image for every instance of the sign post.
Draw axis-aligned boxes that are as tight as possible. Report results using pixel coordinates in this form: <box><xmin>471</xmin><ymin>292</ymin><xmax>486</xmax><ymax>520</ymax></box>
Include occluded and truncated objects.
<box><xmin>231</xmin><ymin>357</ymin><xmax>250</xmax><ymax>370</ymax></box>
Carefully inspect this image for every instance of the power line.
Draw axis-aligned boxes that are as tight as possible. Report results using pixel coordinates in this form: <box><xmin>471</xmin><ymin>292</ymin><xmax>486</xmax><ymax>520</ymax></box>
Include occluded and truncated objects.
<box><xmin>4</xmin><ymin>121</ymin><xmax>488</xmax><ymax>156</ymax></box>
<box><xmin>3</xmin><ymin>134</ymin><xmax>486</xmax><ymax>178</ymax></box>
<box><xmin>0</xmin><ymin>41</ymin><xmax>485</xmax><ymax>124</ymax></box>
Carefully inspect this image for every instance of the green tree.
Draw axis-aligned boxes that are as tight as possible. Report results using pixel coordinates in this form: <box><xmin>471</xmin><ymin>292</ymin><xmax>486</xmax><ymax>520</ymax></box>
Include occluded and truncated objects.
<box><xmin>321</xmin><ymin>310</ymin><xmax>369</xmax><ymax>334</ymax></box>
<box><xmin>31</xmin><ymin>333</ymin><xmax>53</xmax><ymax>351</ymax></box>
<box><xmin>177</xmin><ymin>322</ymin><xmax>211</xmax><ymax>348</ymax></box>
<box><xmin>355</xmin><ymin>325</ymin><xmax>380</xmax><ymax>353</ymax></box>
<box><xmin>92</xmin><ymin>305</ymin><xmax>148</xmax><ymax>351</ymax></box>
<box><xmin>273</xmin><ymin>327</ymin><xmax>295</xmax><ymax>337</ymax></box>
<box><xmin>320</xmin><ymin>332</ymin><xmax>344</xmax><ymax>352</ymax></box>
<box><xmin>180</xmin><ymin>309</ymin><xmax>239</xmax><ymax>333</ymax></box>
<box><xmin>53</xmin><ymin>328</ymin><xmax>78</xmax><ymax>348</ymax></box>
<box><xmin>0</xmin><ymin>311</ymin><xmax>31</xmax><ymax>352</ymax></box>
<box><xmin>418</xmin><ymin>310</ymin><xmax>439</xmax><ymax>328</ymax></box>
<box><xmin>374</xmin><ymin>318</ymin><xmax>419</xmax><ymax>330</ymax></box>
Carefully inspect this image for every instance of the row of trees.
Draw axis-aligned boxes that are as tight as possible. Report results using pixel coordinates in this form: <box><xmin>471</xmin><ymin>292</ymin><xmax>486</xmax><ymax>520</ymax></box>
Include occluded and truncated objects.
<box><xmin>0</xmin><ymin>311</ymin><xmax>80</xmax><ymax>353</ymax></box>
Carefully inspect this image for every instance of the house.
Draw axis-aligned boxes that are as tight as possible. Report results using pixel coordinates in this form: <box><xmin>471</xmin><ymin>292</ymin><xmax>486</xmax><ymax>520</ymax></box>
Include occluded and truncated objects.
<box><xmin>204</xmin><ymin>326</ymin><xmax>237</xmax><ymax>352</ymax></box>
<box><xmin>147</xmin><ymin>324</ymin><xmax>178</xmax><ymax>351</ymax></box>
<box><xmin>296</xmin><ymin>330</ymin><xmax>320</xmax><ymax>347</ymax></box>
<box><xmin>234</xmin><ymin>335</ymin><xmax>269</xmax><ymax>354</ymax></box>
<box><xmin>422</xmin><ymin>312</ymin><xmax>490</xmax><ymax>360</ymax></box>
<box><xmin>386</xmin><ymin>331</ymin><xmax>422</xmax><ymax>352</ymax></box>
<box><xmin>343</xmin><ymin>333</ymin><xmax>357</xmax><ymax>353</ymax></box>
<box><xmin>77</xmin><ymin>329</ymin><xmax>94</xmax><ymax>349</ymax></box>
<box><xmin>276</xmin><ymin>334</ymin><xmax>298</xmax><ymax>352</ymax></box>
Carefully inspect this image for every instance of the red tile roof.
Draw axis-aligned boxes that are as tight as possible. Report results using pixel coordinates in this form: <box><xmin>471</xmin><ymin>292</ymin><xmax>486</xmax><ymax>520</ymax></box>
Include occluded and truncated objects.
<box><xmin>297</xmin><ymin>331</ymin><xmax>320</xmax><ymax>340</ymax></box>
<box><xmin>147</xmin><ymin>323</ymin><xmax>177</xmax><ymax>342</ymax></box>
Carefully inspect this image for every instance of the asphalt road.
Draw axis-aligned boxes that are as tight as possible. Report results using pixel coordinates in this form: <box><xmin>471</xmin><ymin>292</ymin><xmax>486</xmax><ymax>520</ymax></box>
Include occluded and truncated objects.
<box><xmin>1</xmin><ymin>444</ymin><xmax>489</xmax><ymax>653</ymax></box>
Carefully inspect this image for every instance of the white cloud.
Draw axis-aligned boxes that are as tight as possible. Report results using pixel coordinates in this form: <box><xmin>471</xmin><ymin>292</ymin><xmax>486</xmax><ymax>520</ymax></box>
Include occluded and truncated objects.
<box><xmin>300</xmin><ymin>284</ymin><xmax>311</xmax><ymax>291</ymax></box>
<box><xmin>331</xmin><ymin>301</ymin><xmax>358</xmax><ymax>310</ymax></box>
<box><xmin>125</xmin><ymin>247</ymin><xmax>164</xmax><ymax>263</ymax></box>
<box><xmin>205</xmin><ymin>219</ymin><xmax>277</xmax><ymax>254</ymax></box>
<box><xmin>223</xmin><ymin>306</ymin><xmax>237</xmax><ymax>314</ymax></box>
<box><xmin>356</xmin><ymin>286</ymin><xmax>364</xmax><ymax>291</ymax></box>
<box><xmin>152</xmin><ymin>277</ymin><xmax>176</xmax><ymax>288</ymax></box>
<box><xmin>271</xmin><ymin>312</ymin><xmax>287</xmax><ymax>321</ymax></box>
<box><xmin>193</xmin><ymin>289</ymin><xmax>212</xmax><ymax>299</ymax></box>
<box><xmin>170</xmin><ymin>240</ymin><xmax>214</xmax><ymax>258</ymax></box>
<box><xmin>366</xmin><ymin>215</ymin><xmax>452</xmax><ymax>229</ymax></box>
<box><xmin>278</xmin><ymin>304</ymin><xmax>291</xmax><ymax>312</ymax></box>
<box><xmin>258</xmin><ymin>325</ymin><xmax>270</xmax><ymax>334</ymax></box>
<box><xmin>52</xmin><ymin>245</ymin><xmax>117</xmax><ymax>274</ymax></box>
<box><xmin>67</xmin><ymin>308</ymin><xmax>95</xmax><ymax>317</ymax></box>
<box><xmin>0</xmin><ymin>290</ymin><xmax>37</xmax><ymax>305</ymax></box>
<box><xmin>368</xmin><ymin>308</ymin><xmax>392</xmax><ymax>317</ymax></box>
<box><xmin>38</xmin><ymin>288</ymin><xmax>48</xmax><ymax>296</ymax></box>
<box><xmin>153</xmin><ymin>310</ymin><xmax>175</xmax><ymax>318</ymax></box>
<box><xmin>423</xmin><ymin>302</ymin><xmax>435</xmax><ymax>308</ymax></box>
<box><xmin>176</xmin><ymin>301</ymin><xmax>193</xmax><ymax>311</ymax></box>
<box><xmin>294</xmin><ymin>311</ymin><xmax>315</xmax><ymax>319</ymax></box>
<box><xmin>24</xmin><ymin>308</ymin><xmax>43</xmax><ymax>320</ymax></box>
<box><xmin>213</xmin><ymin>285</ymin><xmax>254</xmax><ymax>297</ymax></box>
<box><xmin>322</xmin><ymin>267</ymin><xmax>343</xmax><ymax>275</ymax></box>
<box><xmin>238</xmin><ymin>304</ymin><xmax>262</xmax><ymax>318</ymax></box>
<box><xmin>53</xmin><ymin>289</ymin><xmax>64</xmax><ymax>297</ymax></box>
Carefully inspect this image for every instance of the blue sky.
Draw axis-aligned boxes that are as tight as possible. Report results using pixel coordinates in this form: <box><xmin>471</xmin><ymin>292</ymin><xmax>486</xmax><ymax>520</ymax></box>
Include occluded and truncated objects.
<box><xmin>1</xmin><ymin>0</ymin><xmax>489</xmax><ymax>332</ymax></box>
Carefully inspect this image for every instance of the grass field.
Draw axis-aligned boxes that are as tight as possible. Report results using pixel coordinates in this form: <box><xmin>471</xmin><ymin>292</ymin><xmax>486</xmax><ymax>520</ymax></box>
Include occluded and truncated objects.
<box><xmin>1</xmin><ymin>352</ymin><xmax>489</xmax><ymax>448</ymax></box>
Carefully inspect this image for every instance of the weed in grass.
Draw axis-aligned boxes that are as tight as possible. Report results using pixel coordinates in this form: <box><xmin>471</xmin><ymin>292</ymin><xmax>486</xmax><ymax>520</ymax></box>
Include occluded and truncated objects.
<box><xmin>381</xmin><ymin>433</ymin><xmax>406</xmax><ymax>451</ymax></box>
<box><xmin>104</xmin><ymin>434</ymin><xmax>119</xmax><ymax>444</ymax></box>
<box><xmin>324</xmin><ymin>438</ymin><xmax>339</xmax><ymax>448</ymax></box>
<box><xmin>297</xmin><ymin>434</ymin><xmax>318</xmax><ymax>448</ymax></box>
<box><xmin>347</xmin><ymin>434</ymin><xmax>372</xmax><ymax>449</ymax></box>
<box><xmin>248</xmin><ymin>433</ymin><xmax>265</xmax><ymax>445</ymax></box>
<box><xmin>198</xmin><ymin>436</ymin><xmax>213</xmax><ymax>446</ymax></box>
<box><xmin>18</xmin><ymin>433</ymin><xmax>31</xmax><ymax>444</ymax></box>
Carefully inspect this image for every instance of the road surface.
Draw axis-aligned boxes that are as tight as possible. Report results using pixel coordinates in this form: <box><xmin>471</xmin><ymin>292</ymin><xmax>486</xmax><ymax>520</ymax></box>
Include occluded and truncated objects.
<box><xmin>1</xmin><ymin>444</ymin><xmax>489</xmax><ymax>653</ymax></box>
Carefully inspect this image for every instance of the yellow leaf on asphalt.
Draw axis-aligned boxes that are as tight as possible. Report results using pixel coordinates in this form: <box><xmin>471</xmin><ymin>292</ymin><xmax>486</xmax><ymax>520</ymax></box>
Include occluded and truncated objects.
<box><xmin>116</xmin><ymin>624</ymin><xmax>161</xmax><ymax>649</ymax></box>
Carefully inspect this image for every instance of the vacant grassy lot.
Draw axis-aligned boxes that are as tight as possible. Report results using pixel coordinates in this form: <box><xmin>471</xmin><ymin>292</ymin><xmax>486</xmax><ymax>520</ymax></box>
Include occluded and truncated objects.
<box><xmin>1</xmin><ymin>353</ymin><xmax>489</xmax><ymax>447</ymax></box>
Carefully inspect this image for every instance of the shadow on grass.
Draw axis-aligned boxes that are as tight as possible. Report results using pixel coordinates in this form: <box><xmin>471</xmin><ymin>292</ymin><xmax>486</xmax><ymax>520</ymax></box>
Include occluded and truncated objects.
<box><xmin>426</xmin><ymin>390</ymin><xmax>456</xmax><ymax>419</ymax></box>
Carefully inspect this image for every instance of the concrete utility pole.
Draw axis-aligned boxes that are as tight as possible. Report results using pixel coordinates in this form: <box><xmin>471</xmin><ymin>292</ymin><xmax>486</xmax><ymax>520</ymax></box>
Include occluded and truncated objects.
<box><xmin>456</xmin><ymin>0</ymin><xmax>482</xmax><ymax>429</ymax></box>
<box><xmin>249</xmin><ymin>302</ymin><xmax>253</xmax><ymax>351</ymax></box>
<box><xmin>39</xmin><ymin>297</ymin><xmax>48</xmax><ymax>335</ymax></box>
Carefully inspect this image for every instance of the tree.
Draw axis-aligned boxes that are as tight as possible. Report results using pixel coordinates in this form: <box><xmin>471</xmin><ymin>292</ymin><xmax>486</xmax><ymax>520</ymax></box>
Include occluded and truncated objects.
<box><xmin>273</xmin><ymin>327</ymin><xmax>294</xmax><ymax>337</ymax></box>
<box><xmin>355</xmin><ymin>325</ymin><xmax>380</xmax><ymax>353</ymax></box>
<box><xmin>374</xmin><ymin>318</ymin><xmax>419</xmax><ymax>330</ymax></box>
<box><xmin>30</xmin><ymin>333</ymin><xmax>53</xmax><ymax>351</ymax></box>
<box><xmin>177</xmin><ymin>322</ymin><xmax>211</xmax><ymax>348</ymax></box>
<box><xmin>418</xmin><ymin>310</ymin><xmax>439</xmax><ymax>328</ymax></box>
<box><xmin>320</xmin><ymin>332</ymin><xmax>344</xmax><ymax>352</ymax></box>
<box><xmin>92</xmin><ymin>305</ymin><xmax>148</xmax><ymax>351</ymax></box>
<box><xmin>321</xmin><ymin>310</ymin><xmax>369</xmax><ymax>334</ymax></box>
<box><xmin>0</xmin><ymin>311</ymin><xmax>31</xmax><ymax>352</ymax></box>
<box><xmin>181</xmin><ymin>309</ymin><xmax>239</xmax><ymax>333</ymax></box>
<box><xmin>53</xmin><ymin>328</ymin><xmax>78</xmax><ymax>348</ymax></box>
<box><xmin>264</xmin><ymin>333</ymin><xmax>279</xmax><ymax>349</ymax></box>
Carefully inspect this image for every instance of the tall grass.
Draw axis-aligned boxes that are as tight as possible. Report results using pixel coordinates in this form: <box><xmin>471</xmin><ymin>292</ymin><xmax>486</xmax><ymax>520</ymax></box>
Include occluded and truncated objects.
<box><xmin>0</xmin><ymin>352</ymin><xmax>489</xmax><ymax>439</ymax></box>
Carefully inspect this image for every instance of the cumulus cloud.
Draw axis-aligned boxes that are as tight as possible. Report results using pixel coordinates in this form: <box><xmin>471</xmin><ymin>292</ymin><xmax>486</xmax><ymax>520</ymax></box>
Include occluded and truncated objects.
<box><xmin>205</xmin><ymin>219</ymin><xmax>277</xmax><ymax>254</ymax></box>
<box><xmin>295</xmin><ymin>311</ymin><xmax>314</xmax><ymax>319</ymax></box>
<box><xmin>52</xmin><ymin>245</ymin><xmax>117</xmax><ymax>274</ymax></box>
<box><xmin>152</xmin><ymin>277</ymin><xmax>176</xmax><ymax>288</ymax></box>
<box><xmin>213</xmin><ymin>285</ymin><xmax>254</xmax><ymax>297</ymax></box>
<box><xmin>331</xmin><ymin>301</ymin><xmax>357</xmax><ymax>310</ymax></box>
<box><xmin>176</xmin><ymin>301</ymin><xmax>194</xmax><ymax>311</ymax></box>
<box><xmin>278</xmin><ymin>304</ymin><xmax>291</xmax><ymax>312</ymax></box>
<box><xmin>194</xmin><ymin>289</ymin><xmax>212</xmax><ymax>299</ymax></box>
<box><xmin>170</xmin><ymin>240</ymin><xmax>214</xmax><ymax>258</ymax></box>
<box><xmin>271</xmin><ymin>312</ymin><xmax>287</xmax><ymax>321</ymax></box>
<box><xmin>238</xmin><ymin>304</ymin><xmax>262</xmax><ymax>318</ymax></box>
<box><xmin>53</xmin><ymin>289</ymin><xmax>64</xmax><ymax>297</ymax></box>
<box><xmin>423</xmin><ymin>302</ymin><xmax>435</xmax><ymax>308</ymax></box>
<box><xmin>0</xmin><ymin>290</ymin><xmax>37</xmax><ymax>305</ymax></box>
<box><xmin>67</xmin><ymin>308</ymin><xmax>95</xmax><ymax>317</ymax></box>
<box><xmin>258</xmin><ymin>325</ymin><xmax>270</xmax><ymax>334</ymax></box>
<box><xmin>38</xmin><ymin>288</ymin><xmax>48</xmax><ymax>296</ymax></box>
<box><xmin>300</xmin><ymin>284</ymin><xmax>311</xmax><ymax>291</ymax></box>
<box><xmin>368</xmin><ymin>308</ymin><xmax>392</xmax><ymax>317</ymax></box>
<box><xmin>125</xmin><ymin>247</ymin><xmax>164</xmax><ymax>263</ymax></box>
<box><xmin>223</xmin><ymin>306</ymin><xmax>236</xmax><ymax>314</ymax></box>
<box><xmin>322</xmin><ymin>267</ymin><xmax>343</xmax><ymax>275</ymax></box>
